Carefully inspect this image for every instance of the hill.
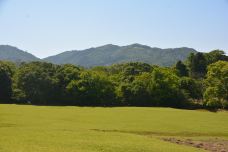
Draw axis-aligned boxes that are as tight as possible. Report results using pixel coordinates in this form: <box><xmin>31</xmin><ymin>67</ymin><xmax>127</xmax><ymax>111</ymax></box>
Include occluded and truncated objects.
<box><xmin>44</xmin><ymin>44</ymin><xmax>197</xmax><ymax>67</ymax></box>
<box><xmin>0</xmin><ymin>44</ymin><xmax>197</xmax><ymax>66</ymax></box>
<box><xmin>0</xmin><ymin>45</ymin><xmax>40</xmax><ymax>62</ymax></box>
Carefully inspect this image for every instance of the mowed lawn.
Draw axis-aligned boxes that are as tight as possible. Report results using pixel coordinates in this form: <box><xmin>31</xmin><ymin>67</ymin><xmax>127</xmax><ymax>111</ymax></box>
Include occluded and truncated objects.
<box><xmin>1</xmin><ymin>105</ymin><xmax>228</xmax><ymax>152</ymax></box>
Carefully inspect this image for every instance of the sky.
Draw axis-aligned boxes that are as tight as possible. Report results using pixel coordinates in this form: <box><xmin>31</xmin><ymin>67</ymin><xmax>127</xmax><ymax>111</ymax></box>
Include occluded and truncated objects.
<box><xmin>0</xmin><ymin>0</ymin><xmax>228</xmax><ymax>58</ymax></box>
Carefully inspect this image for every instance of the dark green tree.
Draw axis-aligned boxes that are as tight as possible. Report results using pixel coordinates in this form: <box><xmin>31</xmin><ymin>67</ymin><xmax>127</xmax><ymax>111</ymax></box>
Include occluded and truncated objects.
<box><xmin>67</xmin><ymin>71</ymin><xmax>116</xmax><ymax>106</ymax></box>
<box><xmin>129</xmin><ymin>73</ymin><xmax>153</xmax><ymax>106</ymax></box>
<box><xmin>15</xmin><ymin>62</ymin><xmax>58</xmax><ymax>105</ymax></box>
<box><xmin>175</xmin><ymin>60</ymin><xmax>188</xmax><ymax>77</ymax></box>
<box><xmin>187</xmin><ymin>53</ymin><xmax>207</xmax><ymax>78</ymax></box>
<box><xmin>0</xmin><ymin>61</ymin><xmax>14</xmax><ymax>103</ymax></box>
<box><xmin>147</xmin><ymin>68</ymin><xmax>186</xmax><ymax>107</ymax></box>
<box><xmin>179</xmin><ymin>77</ymin><xmax>203</xmax><ymax>100</ymax></box>
<box><xmin>203</xmin><ymin>61</ymin><xmax>228</xmax><ymax>108</ymax></box>
<box><xmin>54</xmin><ymin>64</ymin><xmax>82</xmax><ymax>104</ymax></box>
<box><xmin>205</xmin><ymin>50</ymin><xmax>228</xmax><ymax>65</ymax></box>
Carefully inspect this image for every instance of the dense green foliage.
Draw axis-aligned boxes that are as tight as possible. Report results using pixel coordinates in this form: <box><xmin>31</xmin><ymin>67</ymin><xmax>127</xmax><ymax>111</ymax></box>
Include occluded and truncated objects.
<box><xmin>175</xmin><ymin>60</ymin><xmax>188</xmax><ymax>77</ymax></box>
<box><xmin>15</xmin><ymin>62</ymin><xmax>58</xmax><ymax>105</ymax></box>
<box><xmin>66</xmin><ymin>71</ymin><xmax>116</xmax><ymax>106</ymax></box>
<box><xmin>0</xmin><ymin>50</ymin><xmax>227</xmax><ymax>108</ymax></box>
<box><xmin>187</xmin><ymin>52</ymin><xmax>207</xmax><ymax>78</ymax></box>
<box><xmin>0</xmin><ymin>61</ymin><xmax>15</xmax><ymax>102</ymax></box>
<box><xmin>203</xmin><ymin>61</ymin><xmax>228</xmax><ymax>108</ymax></box>
<box><xmin>187</xmin><ymin>50</ymin><xmax>228</xmax><ymax>78</ymax></box>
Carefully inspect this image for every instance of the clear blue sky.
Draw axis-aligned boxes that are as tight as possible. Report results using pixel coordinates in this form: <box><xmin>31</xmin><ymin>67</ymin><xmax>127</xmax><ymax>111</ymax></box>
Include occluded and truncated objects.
<box><xmin>0</xmin><ymin>0</ymin><xmax>228</xmax><ymax>58</ymax></box>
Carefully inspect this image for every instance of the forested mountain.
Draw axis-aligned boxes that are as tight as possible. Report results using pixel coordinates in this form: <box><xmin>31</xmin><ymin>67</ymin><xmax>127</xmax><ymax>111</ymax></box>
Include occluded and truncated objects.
<box><xmin>0</xmin><ymin>44</ymin><xmax>196</xmax><ymax>66</ymax></box>
<box><xmin>44</xmin><ymin>44</ymin><xmax>197</xmax><ymax>67</ymax></box>
<box><xmin>0</xmin><ymin>45</ymin><xmax>40</xmax><ymax>62</ymax></box>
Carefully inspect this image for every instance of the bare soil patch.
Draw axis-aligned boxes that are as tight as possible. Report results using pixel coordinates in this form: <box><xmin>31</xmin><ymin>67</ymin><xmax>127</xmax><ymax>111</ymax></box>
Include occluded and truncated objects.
<box><xmin>92</xmin><ymin>129</ymin><xmax>228</xmax><ymax>151</ymax></box>
<box><xmin>163</xmin><ymin>138</ymin><xmax>228</xmax><ymax>152</ymax></box>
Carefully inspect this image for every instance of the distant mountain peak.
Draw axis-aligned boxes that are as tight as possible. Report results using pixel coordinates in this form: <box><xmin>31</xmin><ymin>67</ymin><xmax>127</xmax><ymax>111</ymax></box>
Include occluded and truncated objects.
<box><xmin>0</xmin><ymin>45</ymin><xmax>21</xmax><ymax>51</ymax></box>
<box><xmin>125</xmin><ymin>43</ymin><xmax>152</xmax><ymax>49</ymax></box>
<box><xmin>0</xmin><ymin>45</ymin><xmax>40</xmax><ymax>62</ymax></box>
<box><xmin>103</xmin><ymin>44</ymin><xmax>119</xmax><ymax>47</ymax></box>
<box><xmin>94</xmin><ymin>44</ymin><xmax>120</xmax><ymax>50</ymax></box>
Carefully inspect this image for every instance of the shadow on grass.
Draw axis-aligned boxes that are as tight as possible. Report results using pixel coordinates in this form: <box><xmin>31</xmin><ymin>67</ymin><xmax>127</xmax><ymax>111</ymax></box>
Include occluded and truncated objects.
<box><xmin>0</xmin><ymin>103</ymin><xmax>224</xmax><ymax>113</ymax></box>
<box><xmin>90</xmin><ymin>129</ymin><xmax>228</xmax><ymax>138</ymax></box>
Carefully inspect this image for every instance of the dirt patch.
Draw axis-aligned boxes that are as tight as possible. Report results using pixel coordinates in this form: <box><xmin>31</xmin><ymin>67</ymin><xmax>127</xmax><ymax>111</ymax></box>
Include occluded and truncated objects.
<box><xmin>91</xmin><ymin>129</ymin><xmax>228</xmax><ymax>151</ymax></box>
<box><xmin>163</xmin><ymin>138</ymin><xmax>228</xmax><ymax>152</ymax></box>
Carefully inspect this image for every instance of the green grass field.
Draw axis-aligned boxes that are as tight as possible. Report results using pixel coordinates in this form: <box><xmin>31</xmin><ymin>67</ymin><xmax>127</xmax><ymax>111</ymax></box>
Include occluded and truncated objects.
<box><xmin>1</xmin><ymin>104</ymin><xmax>228</xmax><ymax>152</ymax></box>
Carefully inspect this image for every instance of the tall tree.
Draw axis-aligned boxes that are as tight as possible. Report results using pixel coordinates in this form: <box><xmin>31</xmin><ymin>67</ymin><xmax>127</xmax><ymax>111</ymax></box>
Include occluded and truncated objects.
<box><xmin>15</xmin><ymin>62</ymin><xmax>58</xmax><ymax>105</ymax></box>
<box><xmin>188</xmin><ymin>53</ymin><xmax>207</xmax><ymax>78</ymax></box>
<box><xmin>67</xmin><ymin>71</ymin><xmax>116</xmax><ymax>106</ymax></box>
<box><xmin>179</xmin><ymin>77</ymin><xmax>203</xmax><ymax>100</ymax></box>
<box><xmin>203</xmin><ymin>61</ymin><xmax>228</xmax><ymax>108</ymax></box>
<box><xmin>175</xmin><ymin>60</ymin><xmax>188</xmax><ymax>77</ymax></box>
<box><xmin>205</xmin><ymin>50</ymin><xmax>228</xmax><ymax>65</ymax></box>
<box><xmin>147</xmin><ymin>68</ymin><xmax>186</xmax><ymax>107</ymax></box>
<box><xmin>54</xmin><ymin>64</ymin><xmax>82</xmax><ymax>104</ymax></box>
<box><xmin>0</xmin><ymin>61</ymin><xmax>14</xmax><ymax>103</ymax></box>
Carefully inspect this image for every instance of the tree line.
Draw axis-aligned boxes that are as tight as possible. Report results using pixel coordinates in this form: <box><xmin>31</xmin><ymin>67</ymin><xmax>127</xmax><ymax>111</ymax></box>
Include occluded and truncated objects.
<box><xmin>0</xmin><ymin>50</ymin><xmax>227</xmax><ymax>109</ymax></box>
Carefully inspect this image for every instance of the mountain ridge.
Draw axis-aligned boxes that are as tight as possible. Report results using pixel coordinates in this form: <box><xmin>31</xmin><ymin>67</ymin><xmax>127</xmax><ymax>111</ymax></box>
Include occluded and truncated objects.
<box><xmin>0</xmin><ymin>45</ymin><xmax>40</xmax><ymax>62</ymax></box>
<box><xmin>44</xmin><ymin>44</ymin><xmax>197</xmax><ymax>67</ymax></box>
<box><xmin>0</xmin><ymin>44</ymin><xmax>197</xmax><ymax>67</ymax></box>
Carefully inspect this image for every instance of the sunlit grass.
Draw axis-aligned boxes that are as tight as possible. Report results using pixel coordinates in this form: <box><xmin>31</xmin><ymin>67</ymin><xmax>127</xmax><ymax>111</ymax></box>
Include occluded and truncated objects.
<box><xmin>1</xmin><ymin>104</ymin><xmax>228</xmax><ymax>152</ymax></box>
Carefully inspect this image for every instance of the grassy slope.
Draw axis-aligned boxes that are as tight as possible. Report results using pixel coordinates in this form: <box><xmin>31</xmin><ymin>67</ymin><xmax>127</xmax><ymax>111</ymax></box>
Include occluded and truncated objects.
<box><xmin>1</xmin><ymin>105</ymin><xmax>228</xmax><ymax>152</ymax></box>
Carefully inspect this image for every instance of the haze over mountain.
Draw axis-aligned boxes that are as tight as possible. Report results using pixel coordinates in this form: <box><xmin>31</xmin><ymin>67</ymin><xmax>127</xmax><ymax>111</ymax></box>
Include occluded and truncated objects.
<box><xmin>0</xmin><ymin>44</ymin><xmax>197</xmax><ymax>67</ymax></box>
<box><xmin>0</xmin><ymin>45</ymin><xmax>40</xmax><ymax>62</ymax></box>
<box><xmin>44</xmin><ymin>44</ymin><xmax>197</xmax><ymax>67</ymax></box>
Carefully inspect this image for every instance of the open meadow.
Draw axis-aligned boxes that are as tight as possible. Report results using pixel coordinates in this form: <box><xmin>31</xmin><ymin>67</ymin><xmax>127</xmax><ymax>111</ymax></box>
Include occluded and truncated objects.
<box><xmin>1</xmin><ymin>104</ymin><xmax>228</xmax><ymax>152</ymax></box>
